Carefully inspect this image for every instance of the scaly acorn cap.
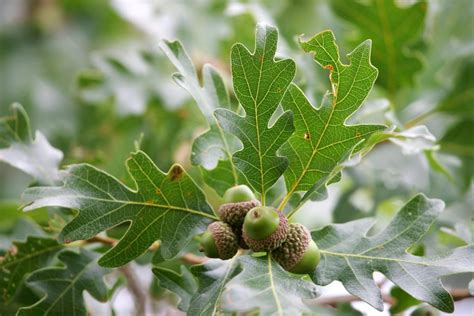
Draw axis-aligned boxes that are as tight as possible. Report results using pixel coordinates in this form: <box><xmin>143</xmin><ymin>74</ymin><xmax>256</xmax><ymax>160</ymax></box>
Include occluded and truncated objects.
<box><xmin>272</xmin><ymin>223</ymin><xmax>320</xmax><ymax>274</ymax></box>
<box><xmin>243</xmin><ymin>206</ymin><xmax>288</xmax><ymax>252</ymax></box>
<box><xmin>219</xmin><ymin>200</ymin><xmax>261</xmax><ymax>228</ymax></box>
<box><xmin>200</xmin><ymin>221</ymin><xmax>239</xmax><ymax>260</ymax></box>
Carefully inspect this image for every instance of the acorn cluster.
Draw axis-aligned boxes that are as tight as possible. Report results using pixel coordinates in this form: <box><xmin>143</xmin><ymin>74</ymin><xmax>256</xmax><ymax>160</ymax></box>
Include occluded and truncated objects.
<box><xmin>199</xmin><ymin>185</ymin><xmax>320</xmax><ymax>275</ymax></box>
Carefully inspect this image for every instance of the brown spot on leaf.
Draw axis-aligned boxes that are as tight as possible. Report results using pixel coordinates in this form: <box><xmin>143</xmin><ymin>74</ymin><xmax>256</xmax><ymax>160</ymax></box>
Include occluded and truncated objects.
<box><xmin>356</xmin><ymin>132</ymin><xmax>361</xmax><ymax>138</ymax></box>
<box><xmin>304</xmin><ymin>132</ymin><xmax>311</xmax><ymax>140</ymax></box>
<box><xmin>169</xmin><ymin>165</ymin><xmax>184</xmax><ymax>181</ymax></box>
<box><xmin>155</xmin><ymin>188</ymin><xmax>161</xmax><ymax>195</ymax></box>
<box><xmin>324</xmin><ymin>64</ymin><xmax>334</xmax><ymax>71</ymax></box>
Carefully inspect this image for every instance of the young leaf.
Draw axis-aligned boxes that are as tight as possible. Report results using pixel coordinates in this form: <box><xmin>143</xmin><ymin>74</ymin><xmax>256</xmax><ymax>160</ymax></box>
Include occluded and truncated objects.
<box><xmin>0</xmin><ymin>237</ymin><xmax>63</xmax><ymax>303</ymax></box>
<box><xmin>330</xmin><ymin>0</ymin><xmax>427</xmax><ymax>96</ymax></box>
<box><xmin>18</xmin><ymin>249</ymin><xmax>110</xmax><ymax>316</ymax></box>
<box><xmin>152</xmin><ymin>266</ymin><xmax>198</xmax><ymax>312</ymax></box>
<box><xmin>222</xmin><ymin>255</ymin><xmax>320</xmax><ymax>315</ymax></box>
<box><xmin>21</xmin><ymin>151</ymin><xmax>216</xmax><ymax>267</ymax></box>
<box><xmin>0</xmin><ymin>103</ymin><xmax>63</xmax><ymax>185</ymax></box>
<box><xmin>188</xmin><ymin>257</ymin><xmax>241</xmax><ymax>315</ymax></box>
<box><xmin>160</xmin><ymin>40</ymin><xmax>241</xmax><ymax>195</ymax></box>
<box><xmin>280</xmin><ymin>31</ymin><xmax>385</xmax><ymax>209</ymax></box>
<box><xmin>215</xmin><ymin>23</ymin><xmax>296</xmax><ymax>201</ymax></box>
<box><xmin>311</xmin><ymin>194</ymin><xmax>474</xmax><ymax>312</ymax></box>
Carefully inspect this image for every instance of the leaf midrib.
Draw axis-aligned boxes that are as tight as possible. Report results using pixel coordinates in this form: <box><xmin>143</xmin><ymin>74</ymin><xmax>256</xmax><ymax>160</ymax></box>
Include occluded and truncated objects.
<box><xmin>35</xmin><ymin>194</ymin><xmax>217</xmax><ymax>220</ymax></box>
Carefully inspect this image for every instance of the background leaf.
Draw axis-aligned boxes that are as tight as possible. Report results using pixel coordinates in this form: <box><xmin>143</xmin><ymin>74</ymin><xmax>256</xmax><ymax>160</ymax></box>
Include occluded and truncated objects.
<box><xmin>188</xmin><ymin>257</ymin><xmax>240</xmax><ymax>316</ymax></box>
<box><xmin>0</xmin><ymin>103</ymin><xmax>63</xmax><ymax>185</ymax></box>
<box><xmin>331</xmin><ymin>0</ymin><xmax>426</xmax><ymax>96</ymax></box>
<box><xmin>0</xmin><ymin>236</ymin><xmax>63</xmax><ymax>303</ymax></box>
<box><xmin>152</xmin><ymin>265</ymin><xmax>198</xmax><ymax>312</ymax></box>
<box><xmin>21</xmin><ymin>151</ymin><xmax>216</xmax><ymax>267</ymax></box>
<box><xmin>18</xmin><ymin>249</ymin><xmax>110</xmax><ymax>316</ymax></box>
<box><xmin>215</xmin><ymin>23</ymin><xmax>296</xmax><ymax>201</ymax></box>
<box><xmin>311</xmin><ymin>194</ymin><xmax>474</xmax><ymax>312</ymax></box>
<box><xmin>160</xmin><ymin>40</ymin><xmax>241</xmax><ymax>195</ymax></box>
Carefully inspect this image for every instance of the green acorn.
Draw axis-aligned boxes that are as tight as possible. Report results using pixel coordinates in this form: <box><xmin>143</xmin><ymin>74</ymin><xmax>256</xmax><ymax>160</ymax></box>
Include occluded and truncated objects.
<box><xmin>219</xmin><ymin>185</ymin><xmax>259</xmax><ymax>250</ymax></box>
<box><xmin>272</xmin><ymin>223</ymin><xmax>320</xmax><ymax>274</ymax></box>
<box><xmin>242</xmin><ymin>206</ymin><xmax>288</xmax><ymax>252</ymax></box>
<box><xmin>219</xmin><ymin>185</ymin><xmax>260</xmax><ymax>227</ymax></box>
<box><xmin>223</xmin><ymin>185</ymin><xmax>256</xmax><ymax>203</ymax></box>
<box><xmin>200</xmin><ymin>221</ymin><xmax>239</xmax><ymax>260</ymax></box>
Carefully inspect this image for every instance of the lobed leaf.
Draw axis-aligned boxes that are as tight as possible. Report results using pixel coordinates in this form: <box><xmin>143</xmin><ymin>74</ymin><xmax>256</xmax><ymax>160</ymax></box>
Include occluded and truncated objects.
<box><xmin>21</xmin><ymin>150</ymin><xmax>216</xmax><ymax>267</ymax></box>
<box><xmin>311</xmin><ymin>194</ymin><xmax>474</xmax><ymax>312</ymax></box>
<box><xmin>160</xmin><ymin>40</ymin><xmax>241</xmax><ymax>195</ymax></box>
<box><xmin>280</xmin><ymin>30</ymin><xmax>385</xmax><ymax>209</ymax></box>
<box><xmin>18</xmin><ymin>249</ymin><xmax>110</xmax><ymax>316</ymax></box>
<box><xmin>215</xmin><ymin>23</ymin><xmax>296</xmax><ymax>201</ymax></box>
<box><xmin>0</xmin><ymin>103</ymin><xmax>63</xmax><ymax>185</ymax></box>
<box><xmin>0</xmin><ymin>237</ymin><xmax>63</xmax><ymax>303</ymax></box>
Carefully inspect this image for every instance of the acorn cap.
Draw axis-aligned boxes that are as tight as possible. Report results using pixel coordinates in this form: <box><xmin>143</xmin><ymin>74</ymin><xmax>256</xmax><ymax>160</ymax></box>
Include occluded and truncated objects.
<box><xmin>219</xmin><ymin>199</ymin><xmax>260</xmax><ymax>228</ymax></box>
<box><xmin>243</xmin><ymin>207</ymin><xmax>288</xmax><ymax>252</ymax></box>
<box><xmin>272</xmin><ymin>223</ymin><xmax>320</xmax><ymax>274</ymax></box>
<box><xmin>200</xmin><ymin>221</ymin><xmax>239</xmax><ymax>260</ymax></box>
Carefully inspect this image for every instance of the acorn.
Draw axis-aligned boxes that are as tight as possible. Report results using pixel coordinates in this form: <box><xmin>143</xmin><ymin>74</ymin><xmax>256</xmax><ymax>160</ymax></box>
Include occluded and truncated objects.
<box><xmin>219</xmin><ymin>185</ymin><xmax>260</xmax><ymax>228</ymax></box>
<box><xmin>199</xmin><ymin>221</ymin><xmax>239</xmax><ymax>260</ymax></box>
<box><xmin>242</xmin><ymin>206</ymin><xmax>288</xmax><ymax>252</ymax></box>
<box><xmin>272</xmin><ymin>223</ymin><xmax>320</xmax><ymax>274</ymax></box>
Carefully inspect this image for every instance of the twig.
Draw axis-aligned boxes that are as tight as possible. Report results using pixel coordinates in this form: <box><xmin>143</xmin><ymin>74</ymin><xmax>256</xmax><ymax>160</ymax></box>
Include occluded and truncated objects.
<box><xmin>119</xmin><ymin>265</ymin><xmax>147</xmax><ymax>315</ymax></box>
<box><xmin>312</xmin><ymin>293</ymin><xmax>395</xmax><ymax>307</ymax></box>
<box><xmin>87</xmin><ymin>235</ymin><xmax>117</xmax><ymax>246</ymax></box>
<box><xmin>181</xmin><ymin>253</ymin><xmax>208</xmax><ymax>265</ymax></box>
<box><xmin>310</xmin><ymin>288</ymin><xmax>472</xmax><ymax>308</ymax></box>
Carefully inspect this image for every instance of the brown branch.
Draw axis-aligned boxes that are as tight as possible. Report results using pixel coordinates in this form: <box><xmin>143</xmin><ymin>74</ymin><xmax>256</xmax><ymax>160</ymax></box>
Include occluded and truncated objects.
<box><xmin>310</xmin><ymin>288</ymin><xmax>472</xmax><ymax>308</ymax></box>
<box><xmin>87</xmin><ymin>235</ymin><xmax>117</xmax><ymax>246</ymax></box>
<box><xmin>451</xmin><ymin>289</ymin><xmax>472</xmax><ymax>301</ymax></box>
<box><xmin>119</xmin><ymin>265</ymin><xmax>147</xmax><ymax>315</ymax></box>
<box><xmin>312</xmin><ymin>293</ymin><xmax>395</xmax><ymax>307</ymax></box>
<box><xmin>181</xmin><ymin>253</ymin><xmax>208</xmax><ymax>265</ymax></box>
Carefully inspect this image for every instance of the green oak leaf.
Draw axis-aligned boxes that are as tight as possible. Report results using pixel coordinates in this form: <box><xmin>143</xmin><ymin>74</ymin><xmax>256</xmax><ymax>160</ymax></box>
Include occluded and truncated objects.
<box><xmin>215</xmin><ymin>23</ymin><xmax>296</xmax><ymax>201</ymax></box>
<box><xmin>280</xmin><ymin>30</ymin><xmax>385</xmax><ymax>209</ymax></box>
<box><xmin>160</xmin><ymin>39</ymin><xmax>241</xmax><ymax>195</ymax></box>
<box><xmin>440</xmin><ymin>119</ymin><xmax>474</xmax><ymax>189</ymax></box>
<box><xmin>18</xmin><ymin>249</ymin><xmax>110</xmax><ymax>316</ymax></box>
<box><xmin>152</xmin><ymin>266</ymin><xmax>198</xmax><ymax>312</ymax></box>
<box><xmin>222</xmin><ymin>255</ymin><xmax>320</xmax><ymax>315</ymax></box>
<box><xmin>189</xmin><ymin>257</ymin><xmax>241</xmax><ymax>316</ymax></box>
<box><xmin>389</xmin><ymin>286</ymin><xmax>421</xmax><ymax>314</ymax></box>
<box><xmin>21</xmin><ymin>150</ymin><xmax>216</xmax><ymax>267</ymax></box>
<box><xmin>77</xmin><ymin>48</ymin><xmax>186</xmax><ymax>115</ymax></box>
<box><xmin>436</xmin><ymin>60</ymin><xmax>474</xmax><ymax>118</ymax></box>
<box><xmin>0</xmin><ymin>103</ymin><xmax>63</xmax><ymax>185</ymax></box>
<box><xmin>0</xmin><ymin>237</ymin><xmax>63</xmax><ymax>304</ymax></box>
<box><xmin>311</xmin><ymin>194</ymin><xmax>474</xmax><ymax>312</ymax></box>
<box><xmin>330</xmin><ymin>0</ymin><xmax>426</xmax><ymax>96</ymax></box>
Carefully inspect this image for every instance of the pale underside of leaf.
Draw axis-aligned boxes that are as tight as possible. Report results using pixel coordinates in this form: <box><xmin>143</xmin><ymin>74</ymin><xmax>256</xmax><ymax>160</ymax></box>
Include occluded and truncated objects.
<box><xmin>312</xmin><ymin>194</ymin><xmax>473</xmax><ymax>312</ymax></box>
<box><xmin>160</xmin><ymin>39</ymin><xmax>240</xmax><ymax>195</ymax></box>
